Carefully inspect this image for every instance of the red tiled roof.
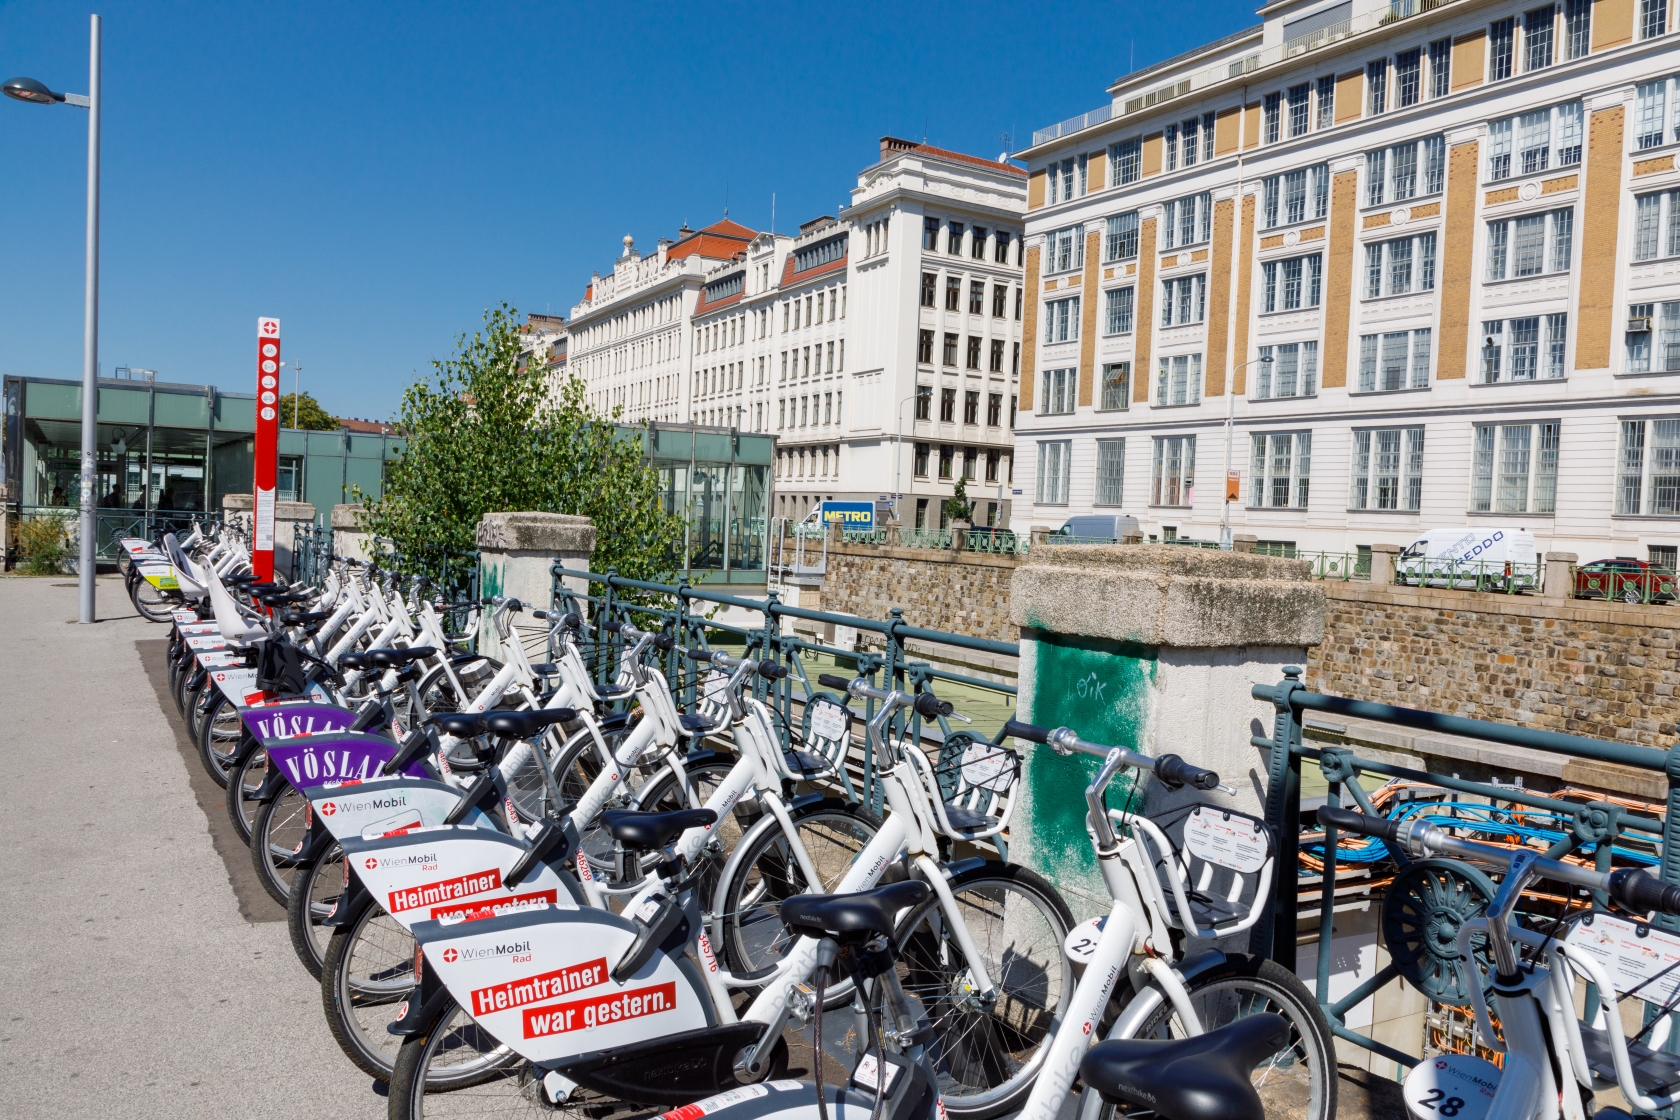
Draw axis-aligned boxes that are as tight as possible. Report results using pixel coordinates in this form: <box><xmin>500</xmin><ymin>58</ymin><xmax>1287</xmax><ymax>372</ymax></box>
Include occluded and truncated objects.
<box><xmin>780</xmin><ymin>249</ymin><xmax>849</xmax><ymax>287</ymax></box>
<box><xmin>666</xmin><ymin>217</ymin><xmax>758</xmax><ymax>262</ymax></box>
<box><xmin>337</xmin><ymin>417</ymin><xmax>396</xmax><ymax>435</ymax></box>
<box><xmin>878</xmin><ymin>136</ymin><xmax>1026</xmax><ymax>178</ymax></box>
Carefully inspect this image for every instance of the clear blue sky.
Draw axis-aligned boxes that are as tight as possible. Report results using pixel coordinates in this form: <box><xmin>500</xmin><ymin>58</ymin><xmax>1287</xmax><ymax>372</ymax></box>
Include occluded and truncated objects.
<box><xmin>1</xmin><ymin>0</ymin><xmax>1257</xmax><ymax>421</ymax></box>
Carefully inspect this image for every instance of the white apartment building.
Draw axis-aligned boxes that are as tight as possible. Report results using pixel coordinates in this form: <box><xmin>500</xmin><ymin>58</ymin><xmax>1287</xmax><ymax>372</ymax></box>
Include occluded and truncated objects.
<box><xmin>567</xmin><ymin>138</ymin><xmax>1028</xmax><ymax>529</ymax></box>
<box><xmin>1013</xmin><ymin>0</ymin><xmax>1680</xmax><ymax>565</ymax></box>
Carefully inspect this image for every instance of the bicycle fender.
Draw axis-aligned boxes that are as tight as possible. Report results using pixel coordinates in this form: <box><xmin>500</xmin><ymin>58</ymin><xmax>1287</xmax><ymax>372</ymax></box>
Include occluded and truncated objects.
<box><xmin>322</xmin><ymin>877</ymin><xmax>372</xmax><ymax>928</ymax></box>
<box><xmin>386</xmin><ymin>955</ymin><xmax>449</xmax><ymax>1037</ymax></box>
<box><xmin>1105</xmin><ymin>949</ymin><xmax>1229</xmax><ymax>1042</ymax></box>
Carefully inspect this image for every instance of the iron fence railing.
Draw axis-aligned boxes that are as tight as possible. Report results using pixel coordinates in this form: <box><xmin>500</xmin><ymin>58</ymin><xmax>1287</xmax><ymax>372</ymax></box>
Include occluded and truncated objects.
<box><xmin>1254</xmin><ymin>546</ymin><xmax>1372</xmax><ymax>580</ymax></box>
<box><xmin>897</xmin><ymin>528</ymin><xmax>952</xmax><ymax>550</ymax></box>
<box><xmin>1253</xmin><ymin>667</ymin><xmax>1679</xmax><ymax>1071</ymax></box>
<box><xmin>16</xmin><ymin>504</ymin><xmax>197</xmax><ymax>563</ymax></box>
<box><xmin>1395</xmin><ymin>556</ymin><xmax>1543</xmax><ymax>593</ymax></box>
<box><xmin>291</xmin><ymin>522</ymin><xmax>334</xmax><ymax>587</ymax></box>
<box><xmin>551</xmin><ymin>564</ymin><xmax>1020</xmax><ymax>818</ymax></box>
<box><xmin>1572</xmin><ymin>562</ymin><xmax>1679</xmax><ymax>605</ymax></box>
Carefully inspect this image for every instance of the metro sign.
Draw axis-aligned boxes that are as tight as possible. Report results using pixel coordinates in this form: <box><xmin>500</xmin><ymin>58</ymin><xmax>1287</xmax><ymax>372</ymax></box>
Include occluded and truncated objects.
<box><xmin>253</xmin><ymin>317</ymin><xmax>281</xmax><ymax>581</ymax></box>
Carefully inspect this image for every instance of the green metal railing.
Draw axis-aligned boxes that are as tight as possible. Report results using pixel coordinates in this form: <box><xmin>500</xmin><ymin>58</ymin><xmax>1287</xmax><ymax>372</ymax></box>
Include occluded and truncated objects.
<box><xmin>1395</xmin><ymin>556</ymin><xmax>1543</xmax><ymax>593</ymax></box>
<box><xmin>897</xmin><ymin>528</ymin><xmax>952</xmax><ymax>550</ymax></box>
<box><xmin>551</xmin><ymin>564</ymin><xmax>1020</xmax><ymax>817</ymax></box>
<box><xmin>1254</xmin><ymin>667</ymin><xmax>1678</xmax><ymax>1071</ymax></box>
<box><xmin>962</xmin><ymin>528</ymin><xmax>1029</xmax><ymax>555</ymax></box>
<box><xmin>1253</xmin><ymin>547</ymin><xmax>1371</xmax><ymax>581</ymax></box>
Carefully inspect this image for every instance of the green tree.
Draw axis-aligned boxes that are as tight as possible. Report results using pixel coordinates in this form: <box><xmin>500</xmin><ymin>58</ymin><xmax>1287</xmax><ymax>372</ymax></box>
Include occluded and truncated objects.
<box><xmin>356</xmin><ymin>304</ymin><xmax>683</xmax><ymax>584</ymax></box>
<box><xmin>944</xmin><ymin>476</ymin><xmax>973</xmax><ymax>523</ymax></box>
<box><xmin>277</xmin><ymin>391</ymin><xmax>339</xmax><ymax>431</ymax></box>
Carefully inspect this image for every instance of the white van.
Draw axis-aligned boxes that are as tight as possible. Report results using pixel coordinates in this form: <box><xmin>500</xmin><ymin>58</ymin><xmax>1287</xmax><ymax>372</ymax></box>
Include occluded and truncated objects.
<box><xmin>1396</xmin><ymin>527</ymin><xmax>1539</xmax><ymax>591</ymax></box>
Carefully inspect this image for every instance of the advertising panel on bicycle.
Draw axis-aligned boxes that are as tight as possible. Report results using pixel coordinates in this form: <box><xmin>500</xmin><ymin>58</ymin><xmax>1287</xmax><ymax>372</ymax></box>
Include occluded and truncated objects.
<box><xmin>1565</xmin><ymin>911</ymin><xmax>1680</xmax><ymax>1004</ymax></box>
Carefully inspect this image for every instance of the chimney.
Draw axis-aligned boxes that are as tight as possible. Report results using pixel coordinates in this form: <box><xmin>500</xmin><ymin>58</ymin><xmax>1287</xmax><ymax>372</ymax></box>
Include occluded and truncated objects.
<box><xmin>879</xmin><ymin>136</ymin><xmax>918</xmax><ymax>160</ymax></box>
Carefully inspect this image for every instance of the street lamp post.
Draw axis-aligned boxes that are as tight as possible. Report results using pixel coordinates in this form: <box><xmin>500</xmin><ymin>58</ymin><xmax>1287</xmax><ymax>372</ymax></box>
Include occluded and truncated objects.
<box><xmin>1219</xmin><ymin>354</ymin><xmax>1273</xmax><ymax>550</ymax></box>
<box><xmin>5</xmin><ymin>14</ymin><xmax>102</xmax><ymax>623</ymax></box>
<box><xmin>892</xmin><ymin>390</ymin><xmax>921</xmax><ymax>523</ymax></box>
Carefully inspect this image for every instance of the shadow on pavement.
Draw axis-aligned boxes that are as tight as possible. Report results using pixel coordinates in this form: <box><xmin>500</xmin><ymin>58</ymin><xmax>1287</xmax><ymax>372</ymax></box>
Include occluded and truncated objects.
<box><xmin>136</xmin><ymin>636</ymin><xmax>284</xmax><ymax>923</ymax></box>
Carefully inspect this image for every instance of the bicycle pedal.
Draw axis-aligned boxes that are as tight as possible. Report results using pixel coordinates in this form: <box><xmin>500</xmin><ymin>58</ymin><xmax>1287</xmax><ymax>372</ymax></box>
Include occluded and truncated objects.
<box><xmin>787</xmin><ymin>983</ymin><xmax>816</xmax><ymax>1025</ymax></box>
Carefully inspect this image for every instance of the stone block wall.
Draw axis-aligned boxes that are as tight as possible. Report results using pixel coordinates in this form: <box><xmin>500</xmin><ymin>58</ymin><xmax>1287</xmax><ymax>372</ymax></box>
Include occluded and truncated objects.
<box><xmin>1309</xmin><ymin>581</ymin><xmax>1680</xmax><ymax>748</ymax></box>
<box><xmin>814</xmin><ymin>542</ymin><xmax>1020</xmax><ymax>643</ymax></box>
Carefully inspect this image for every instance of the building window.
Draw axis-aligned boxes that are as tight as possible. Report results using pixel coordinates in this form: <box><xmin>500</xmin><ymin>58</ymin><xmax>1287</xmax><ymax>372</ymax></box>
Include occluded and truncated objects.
<box><xmin>1563</xmin><ymin>0</ymin><xmax>1592</xmax><ymax>55</ymax></box>
<box><xmin>1249</xmin><ymin>432</ymin><xmax>1312</xmax><ymax>508</ymax></box>
<box><xmin>1395</xmin><ymin>48</ymin><xmax>1422</xmax><ymax>108</ymax></box>
<box><xmin>990</xmin><ymin>339</ymin><xmax>1005</xmax><ymax>372</ymax></box>
<box><xmin>1262</xmin><ymin>164</ymin><xmax>1330</xmax><ymax>229</ymax></box>
<box><xmin>1618</xmin><ymin>418</ymin><xmax>1680</xmax><ymax>513</ymax></box>
<box><xmin>945</xmin><ymin>276</ymin><xmax>961</xmax><ymax>310</ymax></box>
<box><xmin>1041</xmin><ymin>368</ymin><xmax>1075</xmax><ymax>415</ymax></box>
<box><xmin>1160</xmin><ymin>192</ymin><xmax>1212</xmax><ymax>249</ymax></box>
<box><xmin>1254</xmin><ymin>342</ymin><xmax>1320</xmax><ymax>399</ymax></box>
<box><xmin>963</xmin><ymin>390</ymin><xmax>980</xmax><ymax>424</ymax></box>
<box><xmin>793</xmin><ymin>235</ymin><xmax>846</xmax><ymax>273</ymax></box>
<box><xmin>1428</xmin><ymin>38</ymin><xmax>1453</xmax><ymax>97</ymax></box>
<box><xmin>1367</xmin><ymin>58</ymin><xmax>1388</xmax><ymax>115</ymax></box>
<box><xmin>1350</xmin><ymin>427</ymin><xmax>1425</xmax><ymax>510</ymax></box>
<box><xmin>995</xmin><ymin>232</ymin><xmax>1012</xmax><ymax>264</ymax></box>
<box><xmin>923</xmin><ymin>218</ymin><xmax>939</xmax><ymax>250</ymax></box>
<box><xmin>1635</xmin><ymin>189</ymin><xmax>1680</xmax><ymax>260</ymax></box>
<box><xmin>1471</xmin><ymin>421</ymin><xmax>1559</xmax><ymax>512</ymax></box>
<box><xmin>1036</xmin><ymin>440</ymin><xmax>1071</xmax><ymax>504</ymax></box>
<box><xmin>1014</xmin><ymin>289</ymin><xmax>1023</xmax><ymax>320</ymax></box>
<box><xmin>915</xmin><ymin>385</ymin><xmax>932</xmax><ymax>420</ymax></box>
<box><xmin>966</xmin><ymin>336</ymin><xmax>982</xmax><ymax>369</ymax></box>
<box><xmin>1111</xmin><ymin>136</ymin><xmax>1142</xmax><ymax>186</ymax></box>
<box><xmin>992</xmin><ymin>284</ymin><xmax>1007</xmax><ymax>317</ymax></box>
<box><xmin>986</xmin><ymin>449</ymin><xmax>1001</xmax><ymax>482</ymax></box>
<box><xmin>1363</xmin><ymin>233</ymin><xmax>1437</xmax><ymax>298</ymax></box>
<box><xmin>1488</xmin><ymin>101</ymin><xmax>1582</xmax><ymax>179</ymax></box>
<box><xmin>1105</xmin><ymin>211</ymin><xmax>1140</xmax><ymax>261</ymax></box>
<box><xmin>947</xmin><ymin>222</ymin><xmax>965</xmax><ymax>256</ymax></box>
<box><xmin>942</xmin><ymin>332</ymin><xmax>959</xmax><ymax>366</ymax></box>
<box><xmin>1524</xmin><ymin>5</ymin><xmax>1556</xmax><ymax>71</ymax></box>
<box><xmin>1365</xmin><ymin>135</ymin><xmax>1446</xmax><ymax>206</ymax></box>
<box><xmin>967</xmin><ymin>281</ymin><xmax>984</xmax><ymax>315</ymax></box>
<box><xmin>914</xmin><ymin>497</ymin><xmax>929</xmax><ymax>526</ymax></box>
<box><xmin>1481</xmin><ymin>314</ymin><xmax>1569</xmax><ymax>381</ymax></box>
<box><xmin>971</xmin><ymin>228</ymin><xmax>987</xmax><ymax>260</ymax></box>
<box><xmin>1358</xmin><ymin>328</ymin><xmax>1433</xmax><ymax>391</ymax></box>
<box><xmin>1100</xmin><ymin>362</ymin><xmax>1130</xmax><ymax>410</ymax></box>
<box><xmin>939</xmin><ymin>387</ymin><xmax>956</xmax><ymax>423</ymax></box>
<box><xmin>1641</xmin><ymin>0</ymin><xmax>1669</xmax><ymax>39</ymax></box>
<box><xmin>1485</xmin><ymin>209</ymin><xmax>1573</xmax><ymax>280</ymax></box>
<box><xmin>1045</xmin><ymin>297</ymin><xmax>1080</xmax><ymax>342</ymax></box>
<box><xmin>1628</xmin><ymin>301</ymin><xmax>1680</xmax><ymax>372</ymax></box>
<box><xmin>920</xmin><ymin>272</ymin><xmax>936</xmax><ymax>307</ymax></box>
<box><xmin>1489</xmin><ymin>17</ymin><xmax>1516</xmax><ymax>80</ymax></box>
<box><xmin>1635</xmin><ymin>78</ymin><xmax>1679</xmax><ymax>150</ymax></box>
<box><xmin>1045</xmin><ymin>225</ymin><xmax>1084</xmax><ymax>274</ymax></box>
<box><xmin>1262</xmin><ymin>254</ymin><xmax>1323</xmax><ymax>312</ymax></box>
<box><xmin>913</xmin><ymin>442</ymin><xmax>930</xmax><ymax>477</ymax></box>
<box><xmin>1164</xmin><ymin>123</ymin><xmax>1178</xmax><ymax>172</ymax></box>
<box><xmin>987</xmin><ymin>392</ymin><xmax>1003</xmax><ymax>425</ymax></box>
<box><xmin>1151</xmin><ymin>436</ymin><xmax>1196</xmax><ymax>506</ymax></box>
<box><xmin>1316</xmin><ymin>74</ymin><xmax>1336</xmax><ymax>129</ymax></box>
<box><xmin>918</xmin><ymin>330</ymin><xmax>934</xmax><ymax>364</ymax></box>
<box><xmin>1263</xmin><ymin>92</ymin><xmax>1282</xmax><ymax>145</ymax></box>
<box><xmin>1155</xmin><ymin>353</ymin><xmax>1204</xmax><ymax>406</ymax></box>
<box><xmin>1055</xmin><ymin>158</ymin><xmax>1078</xmax><ymax>202</ymax></box>
<box><xmin>1012</xmin><ymin>343</ymin><xmax>1020</xmax><ymax>374</ymax></box>
<box><xmin>1105</xmin><ymin>286</ymin><xmax>1135</xmax><ymax>335</ymax></box>
<box><xmin>1284</xmin><ymin>83</ymin><xmax>1310</xmax><ymax>138</ymax></box>
<box><xmin>1160</xmin><ymin>275</ymin><xmax>1207</xmax><ymax>326</ymax></box>
<box><xmin>939</xmin><ymin>444</ymin><xmax>954</xmax><ymax>479</ymax></box>
<box><xmin>1094</xmin><ymin>439</ymin><xmax>1126</xmax><ymax>505</ymax></box>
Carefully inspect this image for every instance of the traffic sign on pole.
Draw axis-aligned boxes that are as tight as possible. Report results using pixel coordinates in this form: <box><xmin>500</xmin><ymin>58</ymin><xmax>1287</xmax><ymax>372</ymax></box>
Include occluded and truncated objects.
<box><xmin>253</xmin><ymin>317</ymin><xmax>281</xmax><ymax>580</ymax></box>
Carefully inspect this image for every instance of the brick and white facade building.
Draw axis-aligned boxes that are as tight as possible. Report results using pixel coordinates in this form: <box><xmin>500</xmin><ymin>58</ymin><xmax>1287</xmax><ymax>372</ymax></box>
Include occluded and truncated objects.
<box><xmin>1013</xmin><ymin>0</ymin><xmax>1680</xmax><ymax>564</ymax></box>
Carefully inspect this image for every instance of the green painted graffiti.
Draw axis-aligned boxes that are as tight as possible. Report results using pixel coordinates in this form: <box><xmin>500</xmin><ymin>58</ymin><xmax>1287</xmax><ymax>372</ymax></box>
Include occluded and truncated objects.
<box><xmin>1024</xmin><ymin>631</ymin><xmax>1156</xmax><ymax>882</ymax></box>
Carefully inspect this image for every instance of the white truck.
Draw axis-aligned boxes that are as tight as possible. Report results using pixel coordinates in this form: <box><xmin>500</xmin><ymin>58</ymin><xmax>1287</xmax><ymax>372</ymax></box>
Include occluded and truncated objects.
<box><xmin>1396</xmin><ymin>526</ymin><xmax>1539</xmax><ymax>591</ymax></box>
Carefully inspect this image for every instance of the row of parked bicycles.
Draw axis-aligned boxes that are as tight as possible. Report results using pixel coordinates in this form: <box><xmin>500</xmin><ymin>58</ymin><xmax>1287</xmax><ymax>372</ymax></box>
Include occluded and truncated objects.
<box><xmin>122</xmin><ymin>522</ymin><xmax>1680</xmax><ymax>1120</ymax></box>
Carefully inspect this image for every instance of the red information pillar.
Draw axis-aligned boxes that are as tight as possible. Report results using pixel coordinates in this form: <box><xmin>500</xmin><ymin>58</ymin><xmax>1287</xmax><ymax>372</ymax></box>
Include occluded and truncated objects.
<box><xmin>253</xmin><ymin>317</ymin><xmax>281</xmax><ymax>580</ymax></box>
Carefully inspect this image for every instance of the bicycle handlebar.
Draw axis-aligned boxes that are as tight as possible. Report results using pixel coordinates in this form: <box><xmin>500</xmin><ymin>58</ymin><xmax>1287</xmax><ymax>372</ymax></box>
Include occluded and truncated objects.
<box><xmin>817</xmin><ymin>673</ymin><xmax>850</xmax><ymax>691</ymax></box>
<box><xmin>1003</xmin><ymin>718</ymin><xmax>1230</xmax><ymax>793</ymax></box>
<box><xmin>1318</xmin><ymin>806</ymin><xmax>1680</xmax><ymax>916</ymax></box>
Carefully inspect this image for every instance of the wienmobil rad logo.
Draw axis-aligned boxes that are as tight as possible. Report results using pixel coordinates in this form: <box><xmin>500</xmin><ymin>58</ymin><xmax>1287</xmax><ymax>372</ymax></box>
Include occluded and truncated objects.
<box><xmin>322</xmin><ymin>794</ymin><xmax>408</xmax><ymax>816</ymax></box>
<box><xmin>469</xmin><ymin>955</ymin><xmax>609</xmax><ymax>1016</ymax></box>
<box><xmin>387</xmin><ymin>867</ymin><xmax>501</xmax><ymax>913</ymax></box>
<box><xmin>522</xmin><ymin>981</ymin><xmax>678</xmax><ymax>1039</ymax></box>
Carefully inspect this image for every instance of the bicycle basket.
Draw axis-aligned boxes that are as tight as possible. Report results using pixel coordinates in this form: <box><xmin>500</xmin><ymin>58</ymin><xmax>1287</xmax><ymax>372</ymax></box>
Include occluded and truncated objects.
<box><xmin>915</xmin><ymin>732</ymin><xmax>1021</xmax><ymax>844</ymax></box>
<box><xmin>787</xmin><ymin>693</ymin><xmax>851</xmax><ymax>784</ymax></box>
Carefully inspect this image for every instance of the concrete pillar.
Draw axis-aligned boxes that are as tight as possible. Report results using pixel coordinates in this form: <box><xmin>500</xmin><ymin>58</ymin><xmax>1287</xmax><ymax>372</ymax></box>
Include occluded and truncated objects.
<box><xmin>1007</xmin><ymin>545</ymin><xmax>1324</xmax><ymax>920</ymax></box>
<box><xmin>1029</xmin><ymin>525</ymin><xmax>1055</xmax><ymax>547</ymax></box>
<box><xmin>1231</xmin><ymin>533</ymin><xmax>1258</xmax><ymax>554</ymax></box>
<box><xmin>949</xmin><ymin>519</ymin><xmax>971</xmax><ymax>551</ymax></box>
<box><xmin>222</xmin><ymin>493</ymin><xmax>316</xmax><ymax>581</ymax></box>
<box><xmin>331</xmin><ymin>503</ymin><xmax>372</xmax><ymax>563</ymax></box>
<box><xmin>475</xmin><ymin>512</ymin><xmax>597</xmax><ymax>657</ymax></box>
<box><xmin>1543</xmin><ymin>551</ymin><xmax>1578</xmax><ymax>602</ymax></box>
<box><xmin>1369</xmin><ymin>542</ymin><xmax>1403</xmax><ymax>586</ymax></box>
<box><xmin>881</xmin><ymin>519</ymin><xmax>901</xmax><ymax>548</ymax></box>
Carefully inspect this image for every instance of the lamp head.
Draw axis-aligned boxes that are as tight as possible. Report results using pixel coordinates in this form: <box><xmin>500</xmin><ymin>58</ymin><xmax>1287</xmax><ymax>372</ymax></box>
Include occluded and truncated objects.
<box><xmin>2</xmin><ymin>77</ymin><xmax>61</xmax><ymax>105</ymax></box>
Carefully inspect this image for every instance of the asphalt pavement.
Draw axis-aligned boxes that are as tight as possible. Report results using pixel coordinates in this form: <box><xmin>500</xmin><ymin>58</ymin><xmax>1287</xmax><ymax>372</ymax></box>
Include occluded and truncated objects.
<box><xmin>0</xmin><ymin>575</ymin><xmax>380</xmax><ymax>1119</ymax></box>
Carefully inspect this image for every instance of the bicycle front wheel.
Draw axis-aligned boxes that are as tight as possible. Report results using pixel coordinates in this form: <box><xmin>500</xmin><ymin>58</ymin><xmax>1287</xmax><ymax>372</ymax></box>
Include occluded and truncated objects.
<box><xmin>388</xmin><ymin>998</ymin><xmax>562</xmax><ymax>1119</ymax></box>
<box><xmin>197</xmin><ymin>692</ymin><xmax>244</xmax><ymax>788</ymax></box>
<box><xmin>285</xmin><ymin>841</ymin><xmax>342</xmax><ymax>979</ymax></box>
<box><xmin>224</xmin><ymin>744</ymin><xmax>267</xmax><ymax>846</ymax></box>
<box><xmin>1081</xmin><ymin>955</ymin><xmax>1337</xmax><ymax>1120</ymax></box>
<box><xmin>893</xmin><ymin>862</ymin><xmax>1074</xmax><ymax>1119</ymax></box>
<box><xmin>249</xmin><ymin>785</ymin><xmax>310</xmax><ymax>905</ymax></box>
